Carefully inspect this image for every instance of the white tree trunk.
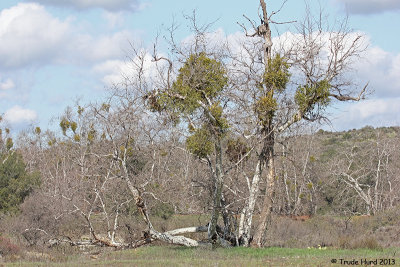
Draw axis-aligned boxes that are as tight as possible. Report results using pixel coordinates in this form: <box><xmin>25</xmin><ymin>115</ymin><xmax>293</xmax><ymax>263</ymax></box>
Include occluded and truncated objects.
<box><xmin>239</xmin><ymin>160</ymin><xmax>262</xmax><ymax>246</ymax></box>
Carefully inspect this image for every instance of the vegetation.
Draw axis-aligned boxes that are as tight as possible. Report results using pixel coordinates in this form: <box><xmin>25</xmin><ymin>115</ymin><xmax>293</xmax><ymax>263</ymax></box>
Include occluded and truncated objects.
<box><xmin>0</xmin><ymin>0</ymin><xmax>398</xmax><ymax>265</ymax></box>
<box><xmin>1</xmin><ymin>245</ymin><xmax>399</xmax><ymax>266</ymax></box>
<box><xmin>0</xmin><ymin>122</ymin><xmax>40</xmax><ymax>214</ymax></box>
<box><xmin>0</xmin><ymin>152</ymin><xmax>40</xmax><ymax>213</ymax></box>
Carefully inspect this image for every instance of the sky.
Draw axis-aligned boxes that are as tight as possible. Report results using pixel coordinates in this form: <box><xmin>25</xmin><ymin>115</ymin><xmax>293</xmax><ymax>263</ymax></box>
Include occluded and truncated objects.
<box><xmin>0</xmin><ymin>0</ymin><xmax>399</xmax><ymax>133</ymax></box>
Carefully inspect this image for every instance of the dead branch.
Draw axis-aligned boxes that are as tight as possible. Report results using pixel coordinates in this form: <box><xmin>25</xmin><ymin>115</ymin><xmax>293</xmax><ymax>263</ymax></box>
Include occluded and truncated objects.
<box><xmin>329</xmin><ymin>82</ymin><xmax>368</xmax><ymax>101</ymax></box>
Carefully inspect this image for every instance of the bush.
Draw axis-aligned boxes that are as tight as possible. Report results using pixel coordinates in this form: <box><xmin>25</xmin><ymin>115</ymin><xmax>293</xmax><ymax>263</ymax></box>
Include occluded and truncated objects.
<box><xmin>337</xmin><ymin>235</ymin><xmax>352</xmax><ymax>249</ymax></box>
<box><xmin>0</xmin><ymin>235</ymin><xmax>20</xmax><ymax>256</ymax></box>
<box><xmin>337</xmin><ymin>235</ymin><xmax>382</xmax><ymax>250</ymax></box>
<box><xmin>0</xmin><ymin>152</ymin><xmax>41</xmax><ymax>213</ymax></box>
<box><xmin>353</xmin><ymin>237</ymin><xmax>382</xmax><ymax>250</ymax></box>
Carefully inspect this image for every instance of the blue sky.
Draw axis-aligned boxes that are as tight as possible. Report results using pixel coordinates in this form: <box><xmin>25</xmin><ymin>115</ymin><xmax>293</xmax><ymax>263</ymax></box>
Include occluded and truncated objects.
<box><xmin>0</xmin><ymin>0</ymin><xmax>399</xmax><ymax>132</ymax></box>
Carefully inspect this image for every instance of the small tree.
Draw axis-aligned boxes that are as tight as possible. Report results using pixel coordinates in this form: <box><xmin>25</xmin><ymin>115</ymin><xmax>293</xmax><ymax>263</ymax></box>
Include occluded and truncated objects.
<box><xmin>0</xmin><ymin>124</ymin><xmax>40</xmax><ymax>213</ymax></box>
<box><xmin>149</xmin><ymin>52</ymin><xmax>230</xmax><ymax>242</ymax></box>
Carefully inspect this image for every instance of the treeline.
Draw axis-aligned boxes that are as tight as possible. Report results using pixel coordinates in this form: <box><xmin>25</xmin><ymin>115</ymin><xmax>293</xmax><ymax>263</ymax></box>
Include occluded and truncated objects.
<box><xmin>273</xmin><ymin>126</ymin><xmax>400</xmax><ymax>216</ymax></box>
<box><xmin>1</xmin><ymin>113</ymin><xmax>399</xmax><ymax>249</ymax></box>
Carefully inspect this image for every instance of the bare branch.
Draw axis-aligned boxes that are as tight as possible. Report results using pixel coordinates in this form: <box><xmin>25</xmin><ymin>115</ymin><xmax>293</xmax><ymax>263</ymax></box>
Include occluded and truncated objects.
<box><xmin>329</xmin><ymin>82</ymin><xmax>368</xmax><ymax>101</ymax></box>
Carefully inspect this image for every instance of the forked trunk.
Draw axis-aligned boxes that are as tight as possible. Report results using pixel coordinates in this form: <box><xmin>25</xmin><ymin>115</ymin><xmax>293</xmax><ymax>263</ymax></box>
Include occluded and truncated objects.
<box><xmin>238</xmin><ymin>160</ymin><xmax>262</xmax><ymax>246</ymax></box>
<box><xmin>239</xmin><ymin>0</ymin><xmax>274</xmax><ymax>247</ymax></box>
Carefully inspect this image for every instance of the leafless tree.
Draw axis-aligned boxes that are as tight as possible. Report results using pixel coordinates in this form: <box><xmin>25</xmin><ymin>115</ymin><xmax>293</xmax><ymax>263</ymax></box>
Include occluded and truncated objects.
<box><xmin>230</xmin><ymin>0</ymin><xmax>368</xmax><ymax>247</ymax></box>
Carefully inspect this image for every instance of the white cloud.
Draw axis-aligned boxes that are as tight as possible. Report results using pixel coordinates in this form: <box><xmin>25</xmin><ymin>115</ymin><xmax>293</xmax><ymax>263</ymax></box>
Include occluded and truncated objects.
<box><xmin>0</xmin><ymin>3</ymin><xmax>71</xmax><ymax>69</ymax></box>
<box><xmin>92</xmin><ymin>51</ymin><xmax>159</xmax><ymax>86</ymax></box>
<box><xmin>273</xmin><ymin>30</ymin><xmax>400</xmax><ymax>129</ymax></box>
<box><xmin>3</xmin><ymin>105</ymin><xmax>37</xmax><ymax>125</ymax></box>
<box><xmin>0</xmin><ymin>77</ymin><xmax>17</xmax><ymax>99</ymax></box>
<box><xmin>72</xmin><ymin>30</ymin><xmax>135</xmax><ymax>64</ymax></box>
<box><xmin>92</xmin><ymin>59</ymin><xmax>131</xmax><ymax>86</ymax></box>
<box><xmin>226</xmin><ymin>28</ymin><xmax>400</xmax><ymax>130</ymax></box>
<box><xmin>330</xmin><ymin>98</ymin><xmax>400</xmax><ymax>130</ymax></box>
<box><xmin>103</xmin><ymin>11</ymin><xmax>125</xmax><ymax>28</ymax></box>
<box><xmin>270</xmin><ymin>30</ymin><xmax>400</xmax><ymax>99</ymax></box>
<box><xmin>0</xmin><ymin>3</ymin><xmax>137</xmax><ymax>69</ymax></box>
<box><xmin>0</xmin><ymin>78</ymin><xmax>15</xmax><ymax>91</ymax></box>
<box><xmin>28</xmin><ymin>0</ymin><xmax>143</xmax><ymax>12</ymax></box>
<box><xmin>334</xmin><ymin>0</ymin><xmax>400</xmax><ymax>14</ymax></box>
<box><xmin>355</xmin><ymin>47</ymin><xmax>400</xmax><ymax>98</ymax></box>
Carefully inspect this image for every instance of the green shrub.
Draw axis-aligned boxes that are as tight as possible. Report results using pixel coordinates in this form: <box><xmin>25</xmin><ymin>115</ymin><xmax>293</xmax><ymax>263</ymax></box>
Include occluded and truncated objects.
<box><xmin>0</xmin><ymin>152</ymin><xmax>41</xmax><ymax>213</ymax></box>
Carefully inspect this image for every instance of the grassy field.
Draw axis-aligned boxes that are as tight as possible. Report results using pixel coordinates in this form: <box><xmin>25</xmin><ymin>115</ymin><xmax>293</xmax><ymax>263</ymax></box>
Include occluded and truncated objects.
<box><xmin>2</xmin><ymin>246</ymin><xmax>399</xmax><ymax>267</ymax></box>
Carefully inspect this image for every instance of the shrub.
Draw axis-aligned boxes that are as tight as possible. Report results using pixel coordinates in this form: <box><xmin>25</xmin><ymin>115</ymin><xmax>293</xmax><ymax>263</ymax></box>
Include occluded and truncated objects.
<box><xmin>0</xmin><ymin>152</ymin><xmax>41</xmax><ymax>213</ymax></box>
<box><xmin>0</xmin><ymin>235</ymin><xmax>20</xmax><ymax>256</ymax></box>
<box><xmin>353</xmin><ymin>237</ymin><xmax>382</xmax><ymax>250</ymax></box>
<box><xmin>337</xmin><ymin>235</ymin><xmax>352</xmax><ymax>249</ymax></box>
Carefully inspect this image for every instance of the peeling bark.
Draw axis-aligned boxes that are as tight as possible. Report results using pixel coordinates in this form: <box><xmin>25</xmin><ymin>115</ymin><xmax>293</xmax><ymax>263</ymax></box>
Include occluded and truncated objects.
<box><xmin>208</xmin><ymin>140</ymin><xmax>224</xmax><ymax>242</ymax></box>
<box><xmin>253</xmin><ymin>149</ymin><xmax>275</xmax><ymax>247</ymax></box>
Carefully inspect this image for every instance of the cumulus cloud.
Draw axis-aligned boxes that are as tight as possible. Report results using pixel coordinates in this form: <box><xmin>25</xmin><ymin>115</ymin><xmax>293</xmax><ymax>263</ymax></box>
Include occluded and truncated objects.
<box><xmin>92</xmin><ymin>59</ymin><xmax>132</xmax><ymax>86</ymax></box>
<box><xmin>28</xmin><ymin>0</ymin><xmax>143</xmax><ymax>12</ymax></box>
<box><xmin>92</xmin><ymin>51</ymin><xmax>161</xmax><ymax>86</ymax></box>
<box><xmin>233</xmin><ymin>28</ymin><xmax>400</xmax><ymax>130</ymax></box>
<box><xmin>0</xmin><ymin>77</ymin><xmax>16</xmax><ymax>99</ymax></box>
<box><xmin>0</xmin><ymin>3</ymin><xmax>71</xmax><ymax>69</ymax></box>
<box><xmin>270</xmin><ymin>30</ymin><xmax>400</xmax><ymax>99</ymax></box>
<box><xmin>0</xmin><ymin>3</ymin><xmax>137</xmax><ymax>69</ymax></box>
<box><xmin>354</xmin><ymin>48</ymin><xmax>400</xmax><ymax>98</ymax></box>
<box><xmin>334</xmin><ymin>0</ymin><xmax>400</xmax><ymax>14</ymax></box>
<box><xmin>72</xmin><ymin>30</ymin><xmax>135</xmax><ymax>64</ymax></box>
<box><xmin>3</xmin><ymin>105</ymin><xmax>37</xmax><ymax>125</ymax></box>
<box><xmin>330</xmin><ymin>97</ymin><xmax>400</xmax><ymax>130</ymax></box>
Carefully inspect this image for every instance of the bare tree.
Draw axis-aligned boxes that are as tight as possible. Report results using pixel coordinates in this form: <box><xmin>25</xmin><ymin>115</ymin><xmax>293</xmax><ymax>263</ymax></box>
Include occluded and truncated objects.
<box><xmin>231</xmin><ymin>0</ymin><xmax>368</xmax><ymax>247</ymax></box>
<box><xmin>332</xmin><ymin>130</ymin><xmax>399</xmax><ymax>215</ymax></box>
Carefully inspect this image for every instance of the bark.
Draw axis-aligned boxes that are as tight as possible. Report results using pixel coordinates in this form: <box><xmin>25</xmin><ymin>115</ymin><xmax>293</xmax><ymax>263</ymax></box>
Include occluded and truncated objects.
<box><xmin>221</xmin><ymin>193</ymin><xmax>235</xmax><ymax>243</ymax></box>
<box><xmin>208</xmin><ymin>140</ymin><xmax>224</xmax><ymax>241</ymax></box>
<box><xmin>165</xmin><ymin>226</ymin><xmax>208</xmax><ymax>236</ymax></box>
<box><xmin>253</xmin><ymin>147</ymin><xmax>275</xmax><ymax>247</ymax></box>
<box><xmin>149</xmin><ymin>229</ymin><xmax>200</xmax><ymax>247</ymax></box>
<box><xmin>239</xmin><ymin>137</ymin><xmax>270</xmax><ymax>246</ymax></box>
<box><xmin>238</xmin><ymin>160</ymin><xmax>262</xmax><ymax>246</ymax></box>
<box><xmin>259</xmin><ymin>0</ymin><xmax>272</xmax><ymax>65</ymax></box>
<box><xmin>250</xmin><ymin>0</ymin><xmax>275</xmax><ymax>248</ymax></box>
<box><xmin>49</xmin><ymin>226</ymin><xmax>209</xmax><ymax>249</ymax></box>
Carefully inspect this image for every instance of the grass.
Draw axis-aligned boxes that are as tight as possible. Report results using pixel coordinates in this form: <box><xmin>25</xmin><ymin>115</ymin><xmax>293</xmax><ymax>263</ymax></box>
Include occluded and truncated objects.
<box><xmin>2</xmin><ymin>246</ymin><xmax>399</xmax><ymax>267</ymax></box>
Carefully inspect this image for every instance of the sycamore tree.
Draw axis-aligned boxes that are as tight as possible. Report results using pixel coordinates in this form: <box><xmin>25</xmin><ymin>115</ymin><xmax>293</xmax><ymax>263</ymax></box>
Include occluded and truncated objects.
<box><xmin>143</xmin><ymin>0</ymin><xmax>367</xmax><ymax>247</ymax></box>
<box><xmin>147</xmin><ymin>50</ymin><xmax>232</xmax><ymax>243</ymax></box>
<box><xmin>230</xmin><ymin>0</ymin><xmax>367</xmax><ymax>247</ymax></box>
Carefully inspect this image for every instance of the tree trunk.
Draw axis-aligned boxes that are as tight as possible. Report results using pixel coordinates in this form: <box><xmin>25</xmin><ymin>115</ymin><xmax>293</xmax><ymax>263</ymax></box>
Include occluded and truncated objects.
<box><xmin>238</xmin><ymin>160</ymin><xmax>262</xmax><ymax>246</ymax></box>
<box><xmin>121</xmin><ymin>159</ymin><xmax>204</xmax><ymax>247</ymax></box>
<box><xmin>238</xmin><ymin>136</ymin><xmax>270</xmax><ymax>246</ymax></box>
<box><xmin>208</xmin><ymin>140</ymin><xmax>224</xmax><ymax>242</ymax></box>
<box><xmin>253</xmin><ymin>146</ymin><xmax>275</xmax><ymax>247</ymax></box>
<box><xmin>238</xmin><ymin>0</ymin><xmax>275</xmax><ymax>248</ymax></box>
